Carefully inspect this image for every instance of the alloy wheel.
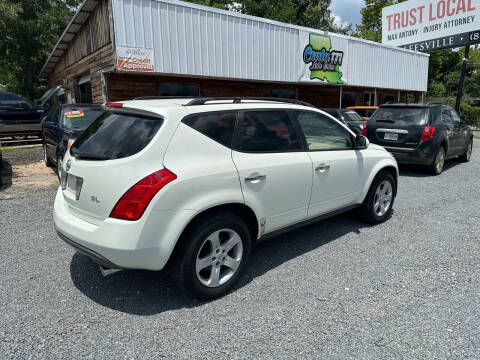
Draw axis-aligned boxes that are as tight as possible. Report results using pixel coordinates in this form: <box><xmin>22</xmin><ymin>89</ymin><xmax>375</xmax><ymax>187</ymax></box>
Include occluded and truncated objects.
<box><xmin>436</xmin><ymin>149</ymin><xmax>445</xmax><ymax>173</ymax></box>
<box><xmin>373</xmin><ymin>180</ymin><xmax>393</xmax><ymax>217</ymax></box>
<box><xmin>195</xmin><ymin>228</ymin><xmax>243</xmax><ymax>288</ymax></box>
<box><xmin>466</xmin><ymin>141</ymin><xmax>472</xmax><ymax>161</ymax></box>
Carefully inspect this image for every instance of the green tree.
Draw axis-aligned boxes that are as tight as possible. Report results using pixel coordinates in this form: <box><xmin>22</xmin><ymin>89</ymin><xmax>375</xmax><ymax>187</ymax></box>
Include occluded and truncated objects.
<box><xmin>197</xmin><ymin>0</ymin><xmax>351</xmax><ymax>33</ymax></box>
<box><xmin>0</xmin><ymin>0</ymin><xmax>80</xmax><ymax>100</ymax></box>
<box><xmin>354</xmin><ymin>0</ymin><xmax>407</xmax><ymax>42</ymax></box>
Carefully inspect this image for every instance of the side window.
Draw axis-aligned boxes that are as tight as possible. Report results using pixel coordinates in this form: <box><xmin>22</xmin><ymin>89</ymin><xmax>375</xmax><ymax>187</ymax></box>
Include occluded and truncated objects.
<box><xmin>235</xmin><ymin>110</ymin><xmax>301</xmax><ymax>153</ymax></box>
<box><xmin>183</xmin><ymin>111</ymin><xmax>237</xmax><ymax>148</ymax></box>
<box><xmin>450</xmin><ymin>110</ymin><xmax>461</xmax><ymax>123</ymax></box>
<box><xmin>294</xmin><ymin>111</ymin><xmax>353</xmax><ymax>151</ymax></box>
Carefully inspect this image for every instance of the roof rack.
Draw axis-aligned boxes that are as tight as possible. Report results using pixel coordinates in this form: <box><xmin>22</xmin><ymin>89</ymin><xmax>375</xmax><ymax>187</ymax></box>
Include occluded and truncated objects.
<box><xmin>185</xmin><ymin>97</ymin><xmax>316</xmax><ymax>108</ymax></box>
<box><xmin>133</xmin><ymin>96</ymin><xmax>200</xmax><ymax>100</ymax></box>
<box><xmin>426</xmin><ymin>102</ymin><xmax>444</xmax><ymax>105</ymax></box>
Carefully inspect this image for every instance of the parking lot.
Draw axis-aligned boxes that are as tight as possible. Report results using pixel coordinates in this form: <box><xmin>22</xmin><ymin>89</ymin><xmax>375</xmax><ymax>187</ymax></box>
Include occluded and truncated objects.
<box><xmin>0</xmin><ymin>141</ymin><xmax>479</xmax><ymax>359</ymax></box>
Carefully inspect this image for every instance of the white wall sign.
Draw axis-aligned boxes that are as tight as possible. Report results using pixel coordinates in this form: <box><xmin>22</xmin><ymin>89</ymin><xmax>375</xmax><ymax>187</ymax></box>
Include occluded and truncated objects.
<box><xmin>382</xmin><ymin>0</ymin><xmax>480</xmax><ymax>51</ymax></box>
<box><xmin>116</xmin><ymin>46</ymin><xmax>155</xmax><ymax>72</ymax></box>
<box><xmin>298</xmin><ymin>31</ymin><xmax>348</xmax><ymax>84</ymax></box>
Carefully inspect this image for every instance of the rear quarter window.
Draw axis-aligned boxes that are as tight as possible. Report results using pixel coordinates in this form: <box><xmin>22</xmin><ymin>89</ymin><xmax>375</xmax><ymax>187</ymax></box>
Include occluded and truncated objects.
<box><xmin>182</xmin><ymin>111</ymin><xmax>237</xmax><ymax>148</ymax></box>
<box><xmin>70</xmin><ymin>112</ymin><xmax>163</xmax><ymax>160</ymax></box>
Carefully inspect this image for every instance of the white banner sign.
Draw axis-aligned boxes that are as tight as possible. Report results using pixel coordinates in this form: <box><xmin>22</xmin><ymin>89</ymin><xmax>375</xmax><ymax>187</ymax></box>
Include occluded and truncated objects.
<box><xmin>116</xmin><ymin>46</ymin><xmax>155</xmax><ymax>72</ymax></box>
<box><xmin>298</xmin><ymin>31</ymin><xmax>348</xmax><ymax>84</ymax></box>
<box><xmin>382</xmin><ymin>0</ymin><xmax>479</xmax><ymax>50</ymax></box>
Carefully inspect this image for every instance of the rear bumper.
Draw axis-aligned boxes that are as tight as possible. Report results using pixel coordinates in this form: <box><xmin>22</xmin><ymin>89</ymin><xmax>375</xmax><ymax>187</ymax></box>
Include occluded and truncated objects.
<box><xmin>56</xmin><ymin>230</ymin><xmax>121</xmax><ymax>269</ymax></box>
<box><xmin>53</xmin><ymin>187</ymin><xmax>196</xmax><ymax>270</ymax></box>
<box><xmin>382</xmin><ymin>146</ymin><xmax>434</xmax><ymax>165</ymax></box>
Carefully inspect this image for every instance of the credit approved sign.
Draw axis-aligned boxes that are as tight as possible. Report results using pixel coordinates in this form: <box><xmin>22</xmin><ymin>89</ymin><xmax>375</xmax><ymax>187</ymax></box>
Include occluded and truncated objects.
<box><xmin>382</xmin><ymin>0</ymin><xmax>479</xmax><ymax>51</ymax></box>
<box><xmin>116</xmin><ymin>46</ymin><xmax>155</xmax><ymax>72</ymax></box>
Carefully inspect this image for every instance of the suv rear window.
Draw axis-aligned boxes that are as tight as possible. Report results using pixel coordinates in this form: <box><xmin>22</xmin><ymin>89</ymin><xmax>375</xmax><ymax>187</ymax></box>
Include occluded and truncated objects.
<box><xmin>70</xmin><ymin>112</ymin><xmax>163</xmax><ymax>160</ymax></box>
<box><xmin>370</xmin><ymin>107</ymin><xmax>428</xmax><ymax>123</ymax></box>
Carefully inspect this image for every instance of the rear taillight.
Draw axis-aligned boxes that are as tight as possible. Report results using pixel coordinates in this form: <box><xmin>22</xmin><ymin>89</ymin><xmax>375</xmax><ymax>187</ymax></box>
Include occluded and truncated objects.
<box><xmin>105</xmin><ymin>102</ymin><xmax>123</xmax><ymax>108</ymax></box>
<box><xmin>421</xmin><ymin>125</ymin><xmax>436</xmax><ymax>141</ymax></box>
<box><xmin>361</xmin><ymin>121</ymin><xmax>368</xmax><ymax>136</ymax></box>
<box><xmin>110</xmin><ymin>168</ymin><xmax>177</xmax><ymax>221</ymax></box>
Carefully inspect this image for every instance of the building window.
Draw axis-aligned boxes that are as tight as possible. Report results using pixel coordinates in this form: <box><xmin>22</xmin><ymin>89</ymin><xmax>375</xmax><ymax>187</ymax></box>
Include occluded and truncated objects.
<box><xmin>272</xmin><ymin>88</ymin><xmax>296</xmax><ymax>99</ymax></box>
<box><xmin>159</xmin><ymin>82</ymin><xmax>199</xmax><ymax>96</ymax></box>
<box><xmin>341</xmin><ymin>92</ymin><xmax>356</xmax><ymax>107</ymax></box>
<box><xmin>75</xmin><ymin>74</ymin><xmax>92</xmax><ymax>103</ymax></box>
<box><xmin>364</xmin><ymin>92</ymin><xmax>376</xmax><ymax>106</ymax></box>
<box><xmin>384</xmin><ymin>94</ymin><xmax>395</xmax><ymax>104</ymax></box>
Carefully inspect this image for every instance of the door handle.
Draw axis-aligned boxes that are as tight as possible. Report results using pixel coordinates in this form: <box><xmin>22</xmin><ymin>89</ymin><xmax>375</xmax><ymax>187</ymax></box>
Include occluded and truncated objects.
<box><xmin>315</xmin><ymin>164</ymin><xmax>331</xmax><ymax>172</ymax></box>
<box><xmin>245</xmin><ymin>174</ymin><xmax>266</xmax><ymax>183</ymax></box>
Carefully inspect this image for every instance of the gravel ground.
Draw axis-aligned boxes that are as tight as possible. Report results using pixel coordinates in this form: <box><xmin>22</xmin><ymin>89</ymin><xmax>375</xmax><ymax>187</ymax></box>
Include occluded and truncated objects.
<box><xmin>1</xmin><ymin>142</ymin><xmax>479</xmax><ymax>359</ymax></box>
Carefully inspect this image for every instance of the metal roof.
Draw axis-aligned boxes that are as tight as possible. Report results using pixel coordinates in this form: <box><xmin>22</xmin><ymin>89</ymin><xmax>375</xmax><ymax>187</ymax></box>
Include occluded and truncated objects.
<box><xmin>111</xmin><ymin>0</ymin><xmax>429</xmax><ymax>91</ymax></box>
<box><xmin>39</xmin><ymin>0</ymin><xmax>99</xmax><ymax>79</ymax></box>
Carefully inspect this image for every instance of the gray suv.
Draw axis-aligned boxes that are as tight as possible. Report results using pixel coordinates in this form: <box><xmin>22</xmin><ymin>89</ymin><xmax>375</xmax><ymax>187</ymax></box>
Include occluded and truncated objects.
<box><xmin>364</xmin><ymin>103</ymin><xmax>473</xmax><ymax>175</ymax></box>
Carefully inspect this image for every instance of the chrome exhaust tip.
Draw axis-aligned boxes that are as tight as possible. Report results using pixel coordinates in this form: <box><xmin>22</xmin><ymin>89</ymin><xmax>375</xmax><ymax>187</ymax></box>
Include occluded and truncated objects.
<box><xmin>99</xmin><ymin>265</ymin><xmax>123</xmax><ymax>277</ymax></box>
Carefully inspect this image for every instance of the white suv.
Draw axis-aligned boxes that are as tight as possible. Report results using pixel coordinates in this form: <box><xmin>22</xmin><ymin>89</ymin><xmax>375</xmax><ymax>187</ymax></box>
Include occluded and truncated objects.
<box><xmin>54</xmin><ymin>97</ymin><xmax>398</xmax><ymax>299</ymax></box>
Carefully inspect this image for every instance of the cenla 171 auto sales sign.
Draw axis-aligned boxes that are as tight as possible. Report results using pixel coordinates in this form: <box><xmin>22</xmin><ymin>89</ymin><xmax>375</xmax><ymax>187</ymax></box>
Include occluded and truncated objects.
<box><xmin>382</xmin><ymin>0</ymin><xmax>480</xmax><ymax>52</ymax></box>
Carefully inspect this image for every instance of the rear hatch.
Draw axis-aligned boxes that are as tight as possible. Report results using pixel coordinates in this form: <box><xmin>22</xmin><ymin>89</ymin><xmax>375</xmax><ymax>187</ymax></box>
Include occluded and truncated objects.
<box><xmin>61</xmin><ymin>109</ymin><xmax>168</xmax><ymax>224</ymax></box>
<box><xmin>366</xmin><ymin>106</ymin><xmax>428</xmax><ymax>149</ymax></box>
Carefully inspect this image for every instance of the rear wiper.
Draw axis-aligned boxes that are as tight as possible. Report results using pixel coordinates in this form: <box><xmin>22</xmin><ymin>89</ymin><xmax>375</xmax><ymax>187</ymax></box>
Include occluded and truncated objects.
<box><xmin>72</xmin><ymin>152</ymin><xmax>109</xmax><ymax>160</ymax></box>
<box><xmin>376</xmin><ymin>119</ymin><xmax>395</xmax><ymax>123</ymax></box>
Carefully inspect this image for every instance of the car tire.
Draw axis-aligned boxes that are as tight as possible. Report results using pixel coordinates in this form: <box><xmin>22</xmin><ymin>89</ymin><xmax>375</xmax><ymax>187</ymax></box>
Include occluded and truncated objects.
<box><xmin>56</xmin><ymin>155</ymin><xmax>63</xmax><ymax>180</ymax></box>
<box><xmin>169</xmin><ymin>212</ymin><xmax>252</xmax><ymax>300</ymax></box>
<box><xmin>43</xmin><ymin>142</ymin><xmax>54</xmax><ymax>167</ymax></box>
<box><xmin>459</xmin><ymin>138</ymin><xmax>473</xmax><ymax>163</ymax></box>
<box><xmin>428</xmin><ymin>146</ymin><xmax>445</xmax><ymax>175</ymax></box>
<box><xmin>358</xmin><ymin>171</ymin><xmax>395</xmax><ymax>224</ymax></box>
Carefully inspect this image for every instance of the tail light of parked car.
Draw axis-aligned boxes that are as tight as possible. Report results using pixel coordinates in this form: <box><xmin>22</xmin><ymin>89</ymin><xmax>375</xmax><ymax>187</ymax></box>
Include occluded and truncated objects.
<box><xmin>420</xmin><ymin>126</ymin><xmax>436</xmax><ymax>142</ymax></box>
<box><xmin>361</xmin><ymin>121</ymin><xmax>368</xmax><ymax>136</ymax></box>
<box><xmin>104</xmin><ymin>102</ymin><xmax>124</xmax><ymax>108</ymax></box>
<box><xmin>110</xmin><ymin>168</ymin><xmax>177</xmax><ymax>221</ymax></box>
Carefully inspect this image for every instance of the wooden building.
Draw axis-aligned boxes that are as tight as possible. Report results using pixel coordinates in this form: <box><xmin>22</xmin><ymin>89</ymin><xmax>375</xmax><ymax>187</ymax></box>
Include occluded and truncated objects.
<box><xmin>40</xmin><ymin>0</ymin><xmax>429</xmax><ymax>107</ymax></box>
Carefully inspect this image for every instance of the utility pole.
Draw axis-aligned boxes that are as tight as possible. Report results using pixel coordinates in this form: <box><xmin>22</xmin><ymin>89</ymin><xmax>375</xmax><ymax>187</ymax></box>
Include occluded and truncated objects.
<box><xmin>455</xmin><ymin>45</ymin><xmax>470</xmax><ymax>112</ymax></box>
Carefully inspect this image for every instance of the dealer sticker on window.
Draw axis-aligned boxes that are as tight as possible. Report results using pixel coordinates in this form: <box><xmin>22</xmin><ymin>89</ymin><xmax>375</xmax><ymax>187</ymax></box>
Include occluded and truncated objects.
<box><xmin>65</xmin><ymin>110</ymin><xmax>84</xmax><ymax>118</ymax></box>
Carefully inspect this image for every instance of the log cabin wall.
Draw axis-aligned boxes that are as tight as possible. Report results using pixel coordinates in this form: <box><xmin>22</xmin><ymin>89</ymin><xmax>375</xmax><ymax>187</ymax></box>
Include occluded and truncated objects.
<box><xmin>47</xmin><ymin>0</ymin><xmax>114</xmax><ymax>104</ymax></box>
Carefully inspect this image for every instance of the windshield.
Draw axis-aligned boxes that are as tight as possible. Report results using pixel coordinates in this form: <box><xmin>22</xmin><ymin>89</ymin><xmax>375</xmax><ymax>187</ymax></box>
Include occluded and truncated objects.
<box><xmin>62</xmin><ymin>107</ymin><xmax>104</xmax><ymax>130</ymax></box>
<box><xmin>70</xmin><ymin>112</ymin><xmax>163</xmax><ymax>160</ymax></box>
<box><xmin>342</xmin><ymin>111</ymin><xmax>363</xmax><ymax>122</ymax></box>
<box><xmin>370</xmin><ymin>107</ymin><xmax>428</xmax><ymax>123</ymax></box>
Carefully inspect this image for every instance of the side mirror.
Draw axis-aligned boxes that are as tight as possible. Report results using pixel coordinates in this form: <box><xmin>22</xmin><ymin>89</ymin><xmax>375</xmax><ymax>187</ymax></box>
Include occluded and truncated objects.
<box><xmin>355</xmin><ymin>135</ymin><xmax>369</xmax><ymax>150</ymax></box>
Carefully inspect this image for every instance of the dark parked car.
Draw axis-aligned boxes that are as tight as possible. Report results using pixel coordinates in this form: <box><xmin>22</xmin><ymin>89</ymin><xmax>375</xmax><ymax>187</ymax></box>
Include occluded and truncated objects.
<box><xmin>0</xmin><ymin>92</ymin><xmax>48</xmax><ymax>138</ymax></box>
<box><xmin>364</xmin><ymin>103</ymin><xmax>473</xmax><ymax>175</ymax></box>
<box><xmin>322</xmin><ymin>108</ymin><xmax>366</xmax><ymax>134</ymax></box>
<box><xmin>42</xmin><ymin>104</ymin><xmax>104</xmax><ymax>174</ymax></box>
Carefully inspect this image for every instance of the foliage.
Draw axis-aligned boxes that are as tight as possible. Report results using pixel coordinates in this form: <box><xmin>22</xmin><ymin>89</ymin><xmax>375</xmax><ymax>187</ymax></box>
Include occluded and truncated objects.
<box><xmin>184</xmin><ymin>0</ymin><xmax>352</xmax><ymax>34</ymax></box>
<box><xmin>353</xmin><ymin>0</ymin><xmax>407</xmax><ymax>42</ymax></box>
<box><xmin>0</xmin><ymin>0</ymin><xmax>80</xmax><ymax>100</ymax></box>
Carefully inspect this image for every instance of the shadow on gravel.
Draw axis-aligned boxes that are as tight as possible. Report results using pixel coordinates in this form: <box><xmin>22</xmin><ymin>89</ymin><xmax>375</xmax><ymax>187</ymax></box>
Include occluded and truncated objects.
<box><xmin>0</xmin><ymin>159</ymin><xmax>13</xmax><ymax>191</ymax></box>
<box><xmin>399</xmin><ymin>160</ymin><xmax>461</xmax><ymax>178</ymax></box>
<box><xmin>70</xmin><ymin>211</ymin><xmax>374</xmax><ymax>315</ymax></box>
